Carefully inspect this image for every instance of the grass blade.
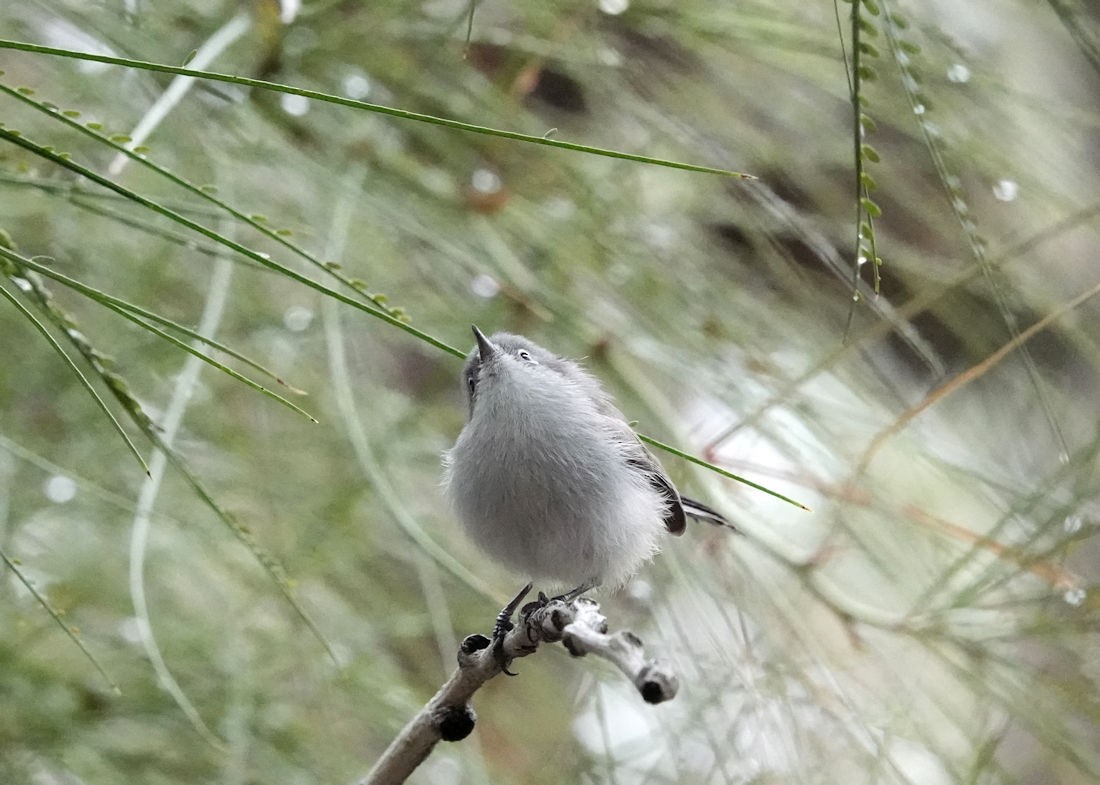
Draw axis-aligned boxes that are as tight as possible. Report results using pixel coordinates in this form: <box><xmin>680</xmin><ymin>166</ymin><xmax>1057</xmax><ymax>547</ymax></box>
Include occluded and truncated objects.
<box><xmin>0</xmin><ymin>278</ymin><xmax>149</xmax><ymax>476</ymax></box>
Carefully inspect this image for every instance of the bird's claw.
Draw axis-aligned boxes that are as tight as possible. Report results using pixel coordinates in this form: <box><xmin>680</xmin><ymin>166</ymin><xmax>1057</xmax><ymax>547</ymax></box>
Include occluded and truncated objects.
<box><xmin>491</xmin><ymin>582</ymin><xmax>532</xmax><ymax>676</ymax></box>
<box><xmin>488</xmin><ymin>581</ymin><xmax>596</xmax><ymax>675</ymax></box>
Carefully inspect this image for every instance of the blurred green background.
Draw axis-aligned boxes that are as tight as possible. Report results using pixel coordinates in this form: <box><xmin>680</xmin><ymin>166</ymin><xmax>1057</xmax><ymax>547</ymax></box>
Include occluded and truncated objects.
<box><xmin>1</xmin><ymin>1</ymin><xmax>1098</xmax><ymax>783</ymax></box>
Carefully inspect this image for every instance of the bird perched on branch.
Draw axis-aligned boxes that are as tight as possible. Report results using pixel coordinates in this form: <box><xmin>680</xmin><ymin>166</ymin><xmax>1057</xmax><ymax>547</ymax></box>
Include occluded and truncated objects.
<box><xmin>444</xmin><ymin>326</ymin><xmax>737</xmax><ymax>606</ymax></box>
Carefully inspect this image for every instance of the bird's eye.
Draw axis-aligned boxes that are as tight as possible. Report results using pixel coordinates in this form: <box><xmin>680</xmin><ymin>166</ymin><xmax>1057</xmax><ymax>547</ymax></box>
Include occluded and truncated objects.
<box><xmin>517</xmin><ymin>349</ymin><xmax>537</xmax><ymax>364</ymax></box>
<box><xmin>467</xmin><ymin>375</ymin><xmax>477</xmax><ymax>396</ymax></box>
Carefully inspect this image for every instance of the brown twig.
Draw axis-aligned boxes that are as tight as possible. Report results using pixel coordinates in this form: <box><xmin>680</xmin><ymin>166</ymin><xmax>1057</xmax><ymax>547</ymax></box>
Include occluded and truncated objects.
<box><xmin>359</xmin><ymin>595</ymin><xmax>678</xmax><ymax>785</ymax></box>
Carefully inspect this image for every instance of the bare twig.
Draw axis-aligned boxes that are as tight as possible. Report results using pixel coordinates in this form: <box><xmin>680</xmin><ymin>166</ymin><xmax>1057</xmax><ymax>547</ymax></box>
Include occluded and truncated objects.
<box><xmin>359</xmin><ymin>595</ymin><xmax>678</xmax><ymax>785</ymax></box>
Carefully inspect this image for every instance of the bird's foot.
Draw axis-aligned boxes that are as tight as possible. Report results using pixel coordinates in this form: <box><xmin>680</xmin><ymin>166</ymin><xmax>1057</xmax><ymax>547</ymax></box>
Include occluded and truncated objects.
<box><xmin>491</xmin><ymin>582</ymin><xmax>533</xmax><ymax>676</ymax></box>
<box><xmin>490</xmin><ymin>580</ymin><xmax>598</xmax><ymax>674</ymax></box>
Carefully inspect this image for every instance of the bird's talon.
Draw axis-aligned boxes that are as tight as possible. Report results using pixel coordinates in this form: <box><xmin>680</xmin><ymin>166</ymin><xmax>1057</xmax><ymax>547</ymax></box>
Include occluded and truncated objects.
<box><xmin>489</xmin><ymin>582</ymin><xmax>533</xmax><ymax>675</ymax></box>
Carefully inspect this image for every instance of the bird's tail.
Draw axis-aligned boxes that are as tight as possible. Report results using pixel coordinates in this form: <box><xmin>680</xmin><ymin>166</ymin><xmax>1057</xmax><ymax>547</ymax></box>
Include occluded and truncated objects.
<box><xmin>681</xmin><ymin>496</ymin><xmax>741</xmax><ymax>534</ymax></box>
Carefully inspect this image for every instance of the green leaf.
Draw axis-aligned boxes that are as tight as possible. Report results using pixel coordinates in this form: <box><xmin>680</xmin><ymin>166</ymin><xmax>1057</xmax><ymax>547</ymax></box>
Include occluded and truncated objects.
<box><xmin>0</xmin><ymin>120</ymin><xmax>455</xmax><ymax>358</ymax></box>
<box><xmin>860</xmin><ymin>197</ymin><xmax>882</xmax><ymax>218</ymax></box>
<box><xmin>6</xmin><ymin>248</ymin><xmax>313</xmax><ymax>405</ymax></box>
<box><xmin>0</xmin><ymin>549</ymin><xmax>120</xmax><ymax>692</ymax></box>
<box><xmin>0</xmin><ymin>38</ymin><xmax>756</xmax><ymax>180</ymax></box>
<box><xmin>0</xmin><ymin>276</ymin><xmax>149</xmax><ymax>476</ymax></box>
<box><xmin>638</xmin><ymin>434</ymin><xmax>812</xmax><ymax>511</ymax></box>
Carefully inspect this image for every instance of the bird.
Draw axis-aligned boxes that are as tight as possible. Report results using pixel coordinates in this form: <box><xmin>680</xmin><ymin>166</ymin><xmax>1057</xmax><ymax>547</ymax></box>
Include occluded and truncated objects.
<box><xmin>443</xmin><ymin>326</ymin><xmax>737</xmax><ymax>609</ymax></box>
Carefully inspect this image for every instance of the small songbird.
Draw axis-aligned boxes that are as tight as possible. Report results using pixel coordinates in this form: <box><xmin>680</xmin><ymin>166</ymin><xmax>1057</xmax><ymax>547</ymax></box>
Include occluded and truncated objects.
<box><xmin>443</xmin><ymin>326</ymin><xmax>735</xmax><ymax>601</ymax></box>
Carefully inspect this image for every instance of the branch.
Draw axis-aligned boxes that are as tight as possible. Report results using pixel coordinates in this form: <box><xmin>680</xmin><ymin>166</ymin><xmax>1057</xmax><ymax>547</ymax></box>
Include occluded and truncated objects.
<box><xmin>359</xmin><ymin>594</ymin><xmax>678</xmax><ymax>785</ymax></box>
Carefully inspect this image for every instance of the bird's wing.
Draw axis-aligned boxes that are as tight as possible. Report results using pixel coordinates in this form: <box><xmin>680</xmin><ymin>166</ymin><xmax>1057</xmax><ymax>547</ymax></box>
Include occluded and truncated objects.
<box><xmin>622</xmin><ymin>439</ymin><xmax>687</xmax><ymax>536</ymax></box>
<box><xmin>598</xmin><ymin>399</ymin><xmax>737</xmax><ymax>537</ymax></box>
<box><xmin>589</xmin><ymin>378</ymin><xmax>687</xmax><ymax>535</ymax></box>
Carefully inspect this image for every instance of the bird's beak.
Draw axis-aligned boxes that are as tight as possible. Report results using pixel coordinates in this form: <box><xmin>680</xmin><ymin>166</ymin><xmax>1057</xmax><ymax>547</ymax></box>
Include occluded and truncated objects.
<box><xmin>472</xmin><ymin>325</ymin><xmax>497</xmax><ymax>362</ymax></box>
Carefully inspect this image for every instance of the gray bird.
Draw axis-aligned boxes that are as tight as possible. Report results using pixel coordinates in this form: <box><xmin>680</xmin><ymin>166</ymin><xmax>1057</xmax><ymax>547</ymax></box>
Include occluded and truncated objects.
<box><xmin>443</xmin><ymin>326</ymin><xmax>736</xmax><ymax>606</ymax></box>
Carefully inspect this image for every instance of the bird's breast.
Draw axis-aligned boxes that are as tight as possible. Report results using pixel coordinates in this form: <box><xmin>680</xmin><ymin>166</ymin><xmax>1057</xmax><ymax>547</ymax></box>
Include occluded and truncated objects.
<box><xmin>451</xmin><ymin>388</ymin><xmax>621</xmax><ymax>522</ymax></box>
